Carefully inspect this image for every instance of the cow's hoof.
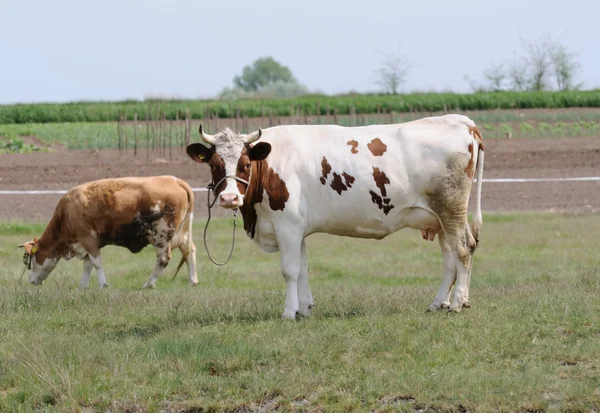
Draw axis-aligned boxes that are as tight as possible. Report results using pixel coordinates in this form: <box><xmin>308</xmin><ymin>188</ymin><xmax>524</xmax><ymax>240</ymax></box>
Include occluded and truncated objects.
<box><xmin>142</xmin><ymin>284</ymin><xmax>156</xmax><ymax>290</ymax></box>
<box><xmin>100</xmin><ymin>283</ymin><xmax>109</xmax><ymax>288</ymax></box>
<box><xmin>281</xmin><ymin>310</ymin><xmax>298</xmax><ymax>320</ymax></box>
<box><xmin>463</xmin><ymin>301</ymin><xmax>471</xmax><ymax>309</ymax></box>
<box><xmin>190</xmin><ymin>281</ymin><xmax>199</xmax><ymax>287</ymax></box>
<box><xmin>441</xmin><ymin>302</ymin><xmax>450</xmax><ymax>310</ymax></box>
<box><xmin>298</xmin><ymin>305</ymin><xmax>312</xmax><ymax>317</ymax></box>
<box><xmin>448</xmin><ymin>306</ymin><xmax>462</xmax><ymax>314</ymax></box>
<box><xmin>426</xmin><ymin>303</ymin><xmax>443</xmax><ymax>312</ymax></box>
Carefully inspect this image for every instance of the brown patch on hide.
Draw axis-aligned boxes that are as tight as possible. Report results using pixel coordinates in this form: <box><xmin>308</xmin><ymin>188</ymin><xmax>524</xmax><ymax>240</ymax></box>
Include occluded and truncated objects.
<box><xmin>347</xmin><ymin>140</ymin><xmax>359</xmax><ymax>154</ymax></box>
<box><xmin>240</xmin><ymin>153</ymin><xmax>289</xmax><ymax>238</ymax></box>
<box><xmin>320</xmin><ymin>156</ymin><xmax>332</xmax><ymax>185</ymax></box>
<box><xmin>468</xmin><ymin>125</ymin><xmax>484</xmax><ymax>151</ymax></box>
<box><xmin>369</xmin><ymin>167</ymin><xmax>394</xmax><ymax>215</ymax></box>
<box><xmin>330</xmin><ymin>172</ymin><xmax>355</xmax><ymax>195</ymax></box>
<box><xmin>342</xmin><ymin>172</ymin><xmax>355</xmax><ymax>188</ymax></box>
<box><xmin>465</xmin><ymin>143</ymin><xmax>475</xmax><ymax>179</ymax></box>
<box><xmin>367</xmin><ymin>137</ymin><xmax>387</xmax><ymax>156</ymax></box>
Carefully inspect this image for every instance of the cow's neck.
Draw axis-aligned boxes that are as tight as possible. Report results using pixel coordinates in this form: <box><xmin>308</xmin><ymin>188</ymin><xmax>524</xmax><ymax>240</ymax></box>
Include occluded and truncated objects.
<box><xmin>238</xmin><ymin>159</ymin><xmax>289</xmax><ymax>238</ymax></box>
<box><xmin>37</xmin><ymin>207</ymin><xmax>70</xmax><ymax>262</ymax></box>
<box><xmin>239</xmin><ymin>159</ymin><xmax>266</xmax><ymax>238</ymax></box>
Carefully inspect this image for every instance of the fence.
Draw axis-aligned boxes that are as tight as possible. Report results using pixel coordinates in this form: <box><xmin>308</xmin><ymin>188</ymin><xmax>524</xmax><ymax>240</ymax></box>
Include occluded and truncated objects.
<box><xmin>115</xmin><ymin>104</ymin><xmax>600</xmax><ymax>157</ymax></box>
<box><xmin>114</xmin><ymin>104</ymin><xmax>464</xmax><ymax>157</ymax></box>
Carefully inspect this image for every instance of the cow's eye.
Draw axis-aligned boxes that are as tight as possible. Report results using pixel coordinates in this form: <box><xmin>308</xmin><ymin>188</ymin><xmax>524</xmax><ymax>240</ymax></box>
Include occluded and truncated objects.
<box><xmin>245</xmin><ymin>163</ymin><xmax>251</xmax><ymax>170</ymax></box>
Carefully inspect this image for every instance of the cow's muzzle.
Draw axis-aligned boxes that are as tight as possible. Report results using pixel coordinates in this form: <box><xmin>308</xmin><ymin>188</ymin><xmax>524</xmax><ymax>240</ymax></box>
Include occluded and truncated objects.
<box><xmin>208</xmin><ymin>175</ymin><xmax>249</xmax><ymax>209</ymax></box>
<box><xmin>219</xmin><ymin>193</ymin><xmax>240</xmax><ymax>208</ymax></box>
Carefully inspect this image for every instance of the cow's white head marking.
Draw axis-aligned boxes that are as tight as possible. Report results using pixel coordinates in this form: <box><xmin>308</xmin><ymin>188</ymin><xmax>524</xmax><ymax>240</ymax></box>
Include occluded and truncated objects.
<box><xmin>186</xmin><ymin>126</ymin><xmax>271</xmax><ymax>209</ymax></box>
<box><xmin>20</xmin><ymin>238</ymin><xmax>59</xmax><ymax>285</ymax></box>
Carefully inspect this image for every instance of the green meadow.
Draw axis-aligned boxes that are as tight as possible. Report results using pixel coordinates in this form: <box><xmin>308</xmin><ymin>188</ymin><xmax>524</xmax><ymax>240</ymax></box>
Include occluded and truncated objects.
<box><xmin>0</xmin><ymin>214</ymin><xmax>598</xmax><ymax>412</ymax></box>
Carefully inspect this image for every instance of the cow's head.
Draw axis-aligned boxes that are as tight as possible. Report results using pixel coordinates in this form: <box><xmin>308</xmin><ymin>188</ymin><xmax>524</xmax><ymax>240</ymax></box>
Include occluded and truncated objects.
<box><xmin>186</xmin><ymin>126</ymin><xmax>271</xmax><ymax>209</ymax></box>
<box><xmin>19</xmin><ymin>237</ymin><xmax>59</xmax><ymax>285</ymax></box>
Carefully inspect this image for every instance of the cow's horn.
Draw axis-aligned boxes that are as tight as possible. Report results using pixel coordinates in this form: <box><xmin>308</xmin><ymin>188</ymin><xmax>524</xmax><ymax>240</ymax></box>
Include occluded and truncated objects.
<box><xmin>197</xmin><ymin>124</ymin><xmax>216</xmax><ymax>148</ymax></box>
<box><xmin>245</xmin><ymin>128</ymin><xmax>262</xmax><ymax>144</ymax></box>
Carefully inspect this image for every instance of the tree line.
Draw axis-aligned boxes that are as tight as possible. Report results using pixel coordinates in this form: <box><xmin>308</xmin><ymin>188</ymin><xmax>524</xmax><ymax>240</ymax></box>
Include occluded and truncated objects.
<box><xmin>217</xmin><ymin>34</ymin><xmax>584</xmax><ymax>99</ymax></box>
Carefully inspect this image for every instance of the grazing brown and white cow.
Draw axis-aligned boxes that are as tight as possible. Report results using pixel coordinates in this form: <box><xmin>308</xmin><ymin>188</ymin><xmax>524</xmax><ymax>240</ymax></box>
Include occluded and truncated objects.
<box><xmin>186</xmin><ymin>114</ymin><xmax>484</xmax><ymax>318</ymax></box>
<box><xmin>20</xmin><ymin>176</ymin><xmax>197</xmax><ymax>289</ymax></box>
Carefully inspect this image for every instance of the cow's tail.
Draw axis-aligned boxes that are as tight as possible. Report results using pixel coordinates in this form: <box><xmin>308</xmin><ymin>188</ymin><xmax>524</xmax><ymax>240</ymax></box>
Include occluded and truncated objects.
<box><xmin>173</xmin><ymin>179</ymin><xmax>195</xmax><ymax>280</ymax></box>
<box><xmin>470</xmin><ymin>128</ymin><xmax>484</xmax><ymax>247</ymax></box>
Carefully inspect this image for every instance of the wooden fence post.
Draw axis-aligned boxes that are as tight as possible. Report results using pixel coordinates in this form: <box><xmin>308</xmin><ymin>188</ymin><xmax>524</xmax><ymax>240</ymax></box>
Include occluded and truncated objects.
<box><xmin>146</xmin><ymin>108</ymin><xmax>150</xmax><ymax>158</ymax></box>
<box><xmin>316</xmin><ymin>100</ymin><xmax>321</xmax><ymax>125</ymax></box>
<box><xmin>134</xmin><ymin>112</ymin><xmax>138</xmax><ymax>157</ymax></box>
<box><xmin>169</xmin><ymin>118</ymin><xmax>173</xmax><ymax>160</ymax></box>
<box><xmin>123</xmin><ymin>113</ymin><xmax>128</xmax><ymax>153</ymax></box>
<box><xmin>117</xmin><ymin>111</ymin><xmax>122</xmax><ymax>151</ymax></box>
<box><xmin>185</xmin><ymin>109</ymin><xmax>191</xmax><ymax>146</ymax></box>
<box><xmin>162</xmin><ymin>112</ymin><xmax>167</xmax><ymax>157</ymax></box>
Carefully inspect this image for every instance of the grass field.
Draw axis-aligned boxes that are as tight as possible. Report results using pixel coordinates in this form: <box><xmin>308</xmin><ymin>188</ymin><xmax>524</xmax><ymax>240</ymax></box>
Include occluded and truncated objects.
<box><xmin>0</xmin><ymin>214</ymin><xmax>599</xmax><ymax>412</ymax></box>
<box><xmin>1</xmin><ymin>109</ymin><xmax>600</xmax><ymax>150</ymax></box>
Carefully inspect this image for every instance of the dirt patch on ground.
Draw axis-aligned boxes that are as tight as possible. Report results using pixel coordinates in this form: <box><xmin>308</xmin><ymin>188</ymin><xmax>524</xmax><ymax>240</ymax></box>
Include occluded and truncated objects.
<box><xmin>0</xmin><ymin>137</ymin><xmax>598</xmax><ymax>221</ymax></box>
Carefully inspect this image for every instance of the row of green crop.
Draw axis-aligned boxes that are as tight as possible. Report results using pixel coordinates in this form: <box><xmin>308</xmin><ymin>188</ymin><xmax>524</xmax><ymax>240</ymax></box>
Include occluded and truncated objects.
<box><xmin>2</xmin><ymin>90</ymin><xmax>600</xmax><ymax>124</ymax></box>
<box><xmin>2</xmin><ymin>120</ymin><xmax>597</xmax><ymax>151</ymax></box>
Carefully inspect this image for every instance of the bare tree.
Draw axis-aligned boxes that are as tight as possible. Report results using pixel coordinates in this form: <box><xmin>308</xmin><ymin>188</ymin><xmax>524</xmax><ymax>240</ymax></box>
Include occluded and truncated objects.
<box><xmin>375</xmin><ymin>48</ymin><xmax>410</xmax><ymax>94</ymax></box>
<box><xmin>463</xmin><ymin>74</ymin><xmax>486</xmax><ymax>93</ymax></box>
<box><xmin>523</xmin><ymin>38</ymin><xmax>552</xmax><ymax>91</ymax></box>
<box><xmin>483</xmin><ymin>61</ymin><xmax>507</xmax><ymax>91</ymax></box>
<box><xmin>506</xmin><ymin>55</ymin><xmax>529</xmax><ymax>91</ymax></box>
<box><xmin>547</xmin><ymin>42</ymin><xmax>582</xmax><ymax>91</ymax></box>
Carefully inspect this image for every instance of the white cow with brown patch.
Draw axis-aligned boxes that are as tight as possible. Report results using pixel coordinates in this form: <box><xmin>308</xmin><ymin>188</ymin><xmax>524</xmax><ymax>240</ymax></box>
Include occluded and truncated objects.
<box><xmin>20</xmin><ymin>176</ymin><xmax>197</xmax><ymax>289</ymax></box>
<box><xmin>186</xmin><ymin>114</ymin><xmax>484</xmax><ymax>319</ymax></box>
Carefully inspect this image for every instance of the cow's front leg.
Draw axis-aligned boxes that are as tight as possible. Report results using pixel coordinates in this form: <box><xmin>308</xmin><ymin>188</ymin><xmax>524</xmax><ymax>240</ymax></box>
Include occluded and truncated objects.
<box><xmin>79</xmin><ymin>257</ymin><xmax>94</xmax><ymax>289</ymax></box>
<box><xmin>143</xmin><ymin>245</ymin><xmax>171</xmax><ymax>289</ymax></box>
<box><xmin>89</xmin><ymin>254</ymin><xmax>109</xmax><ymax>288</ymax></box>
<box><xmin>297</xmin><ymin>239</ymin><xmax>313</xmax><ymax>317</ymax></box>
<box><xmin>278</xmin><ymin>232</ymin><xmax>303</xmax><ymax>320</ymax></box>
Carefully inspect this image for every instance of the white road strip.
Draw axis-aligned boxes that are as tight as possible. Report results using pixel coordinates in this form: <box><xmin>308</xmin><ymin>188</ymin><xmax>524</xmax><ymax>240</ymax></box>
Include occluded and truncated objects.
<box><xmin>476</xmin><ymin>177</ymin><xmax>600</xmax><ymax>183</ymax></box>
<box><xmin>0</xmin><ymin>177</ymin><xmax>598</xmax><ymax>195</ymax></box>
<box><xmin>0</xmin><ymin>188</ymin><xmax>210</xmax><ymax>195</ymax></box>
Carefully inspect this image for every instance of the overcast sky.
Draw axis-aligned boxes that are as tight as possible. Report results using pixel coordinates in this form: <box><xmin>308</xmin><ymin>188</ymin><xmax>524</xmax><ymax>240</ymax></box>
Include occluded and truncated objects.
<box><xmin>0</xmin><ymin>0</ymin><xmax>597</xmax><ymax>104</ymax></box>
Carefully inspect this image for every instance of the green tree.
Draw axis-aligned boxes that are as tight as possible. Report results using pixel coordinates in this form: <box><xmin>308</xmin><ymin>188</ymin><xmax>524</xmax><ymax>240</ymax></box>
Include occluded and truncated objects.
<box><xmin>233</xmin><ymin>57</ymin><xmax>295</xmax><ymax>92</ymax></box>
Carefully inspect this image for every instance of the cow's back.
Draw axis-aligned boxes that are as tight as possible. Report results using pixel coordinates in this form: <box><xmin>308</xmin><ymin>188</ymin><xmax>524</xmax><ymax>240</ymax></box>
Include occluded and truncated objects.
<box><xmin>65</xmin><ymin>176</ymin><xmax>192</xmax><ymax>252</ymax></box>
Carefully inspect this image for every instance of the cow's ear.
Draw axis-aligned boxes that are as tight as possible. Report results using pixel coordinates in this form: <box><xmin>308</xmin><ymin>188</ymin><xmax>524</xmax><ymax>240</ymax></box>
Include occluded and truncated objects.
<box><xmin>186</xmin><ymin>143</ymin><xmax>213</xmax><ymax>163</ymax></box>
<box><xmin>19</xmin><ymin>240</ymin><xmax>35</xmax><ymax>255</ymax></box>
<box><xmin>248</xmin><ymin>142</ymin><xmax>271</xmax><ymax>161</ymax></box>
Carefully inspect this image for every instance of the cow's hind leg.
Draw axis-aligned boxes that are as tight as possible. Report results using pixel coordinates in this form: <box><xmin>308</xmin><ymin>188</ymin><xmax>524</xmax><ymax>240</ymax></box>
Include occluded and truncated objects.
<box><xmin>462</xmin><ymin>224</ymin><xmax>478</xmax><ymax>308</ymax></box>
<box><xmin>297</xmin><ymin>239</ymin><xmax>313</xmax><ymax>317</ymax></box>
<box><xmin>143</xmin><ymin>245</ymin><xmax>172</xmax><ymax>289</ymax></box>
<box><xmin>178</xmin><ymin>239</ymin><xmax>198</xmax><ymax>286</ymax></box>
<box><xmin>426</xmin><ymin>158</ymin><xmax>476</xmax><ymax>312</ymax></box>
<box><xmin>443</xmin><ymin>226</ymin><xmax>473</xmax><ymax>312</ymax></box>
<box><xmin>428</xmin><ymin>232</ymin><xmax>456</xmax><ymax>311</ymax></box>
